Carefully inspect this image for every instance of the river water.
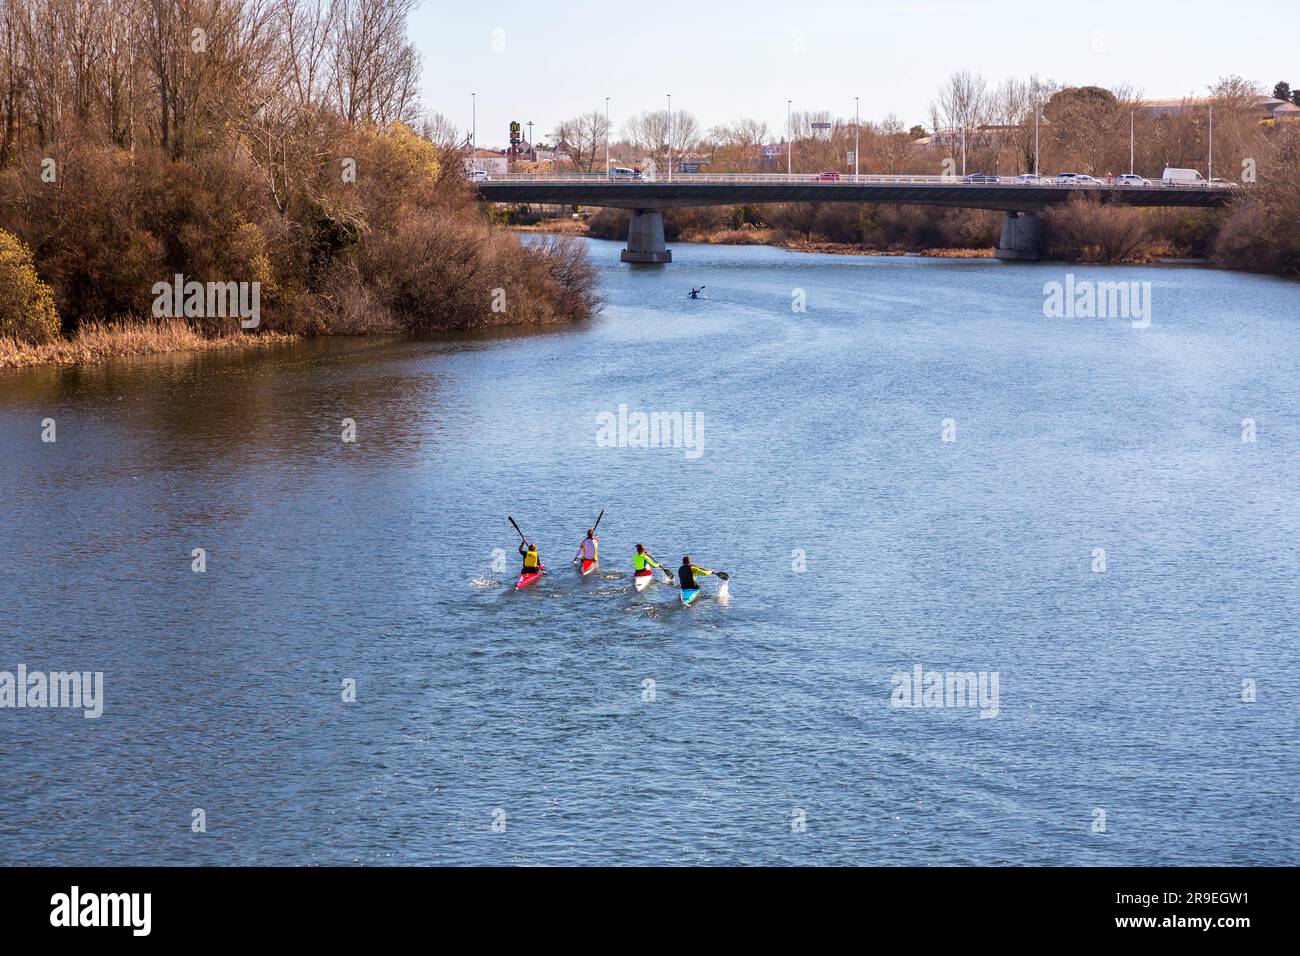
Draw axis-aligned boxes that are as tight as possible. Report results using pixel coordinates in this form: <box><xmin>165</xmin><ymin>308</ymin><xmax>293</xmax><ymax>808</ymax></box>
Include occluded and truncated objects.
<box><xmin>1</xmin><ymin>239</ymin><xmax>1297</xmax><ymax>865</ymax></box>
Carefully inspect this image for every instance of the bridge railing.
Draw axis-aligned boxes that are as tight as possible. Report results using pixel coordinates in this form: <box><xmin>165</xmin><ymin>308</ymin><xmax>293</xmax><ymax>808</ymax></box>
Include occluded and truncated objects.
<box><xmin>479</xmin><ymin>172</ymin><xmax>1232</xmax><ymax>189</ymax></box>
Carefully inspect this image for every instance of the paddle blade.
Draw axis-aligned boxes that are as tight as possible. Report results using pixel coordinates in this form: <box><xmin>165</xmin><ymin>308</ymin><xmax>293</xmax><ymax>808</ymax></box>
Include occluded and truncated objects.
<box><xmin>717</xmin><ymin>571</ymin><xmax>730</xmax><ymax>581</ymax></box>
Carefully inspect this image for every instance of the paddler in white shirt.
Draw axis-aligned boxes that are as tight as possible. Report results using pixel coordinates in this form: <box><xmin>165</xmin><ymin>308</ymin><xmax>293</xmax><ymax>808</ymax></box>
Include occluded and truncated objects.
<box><xmin>573</xmin><ymin>528</ymin><xmax>599</xmax><ymax>566</ymax></box>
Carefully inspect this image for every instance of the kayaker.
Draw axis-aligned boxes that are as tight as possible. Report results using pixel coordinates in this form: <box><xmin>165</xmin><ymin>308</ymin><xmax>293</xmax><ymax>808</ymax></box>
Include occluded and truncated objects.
<box><xmin>677</xmin><ymin>555</ymin><xmax>716</xmax><ymax>592</ymax></box>
<box><xmin>574</xmin><ymin>528</ymin><xmax>599</xmax><ymax>565</ymax></box>
<box><xmin>634</xmin><ymin>544</ymin><xmax>669</xmax><ymax>577</ymax></box>
<box><xmin>519</xmin><ymin>540</ymin><xmax>542</xmax><ymax>575</ymax></box>
<box><xmin>688</xmin><ymin>286</ymin><xmax>705</xmax><ymax>299</ymax></box>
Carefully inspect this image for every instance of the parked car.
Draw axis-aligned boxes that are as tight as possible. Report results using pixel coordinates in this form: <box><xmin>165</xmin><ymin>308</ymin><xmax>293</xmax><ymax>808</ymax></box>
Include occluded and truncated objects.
<box><xmin>1013</xmin><ymin>173</ymin><xmax>1046</xmax><ymax>184</ymax></box>
<box><xmin>609</xmin><ymin>166</ymin><xmax>643</xmax><ymax>180</ymax></box>
<box><xmin>814</xmin><ymin>171</ymin><xmax>841</xmax><ymax>181</ymax></box>
<box><xmin>1070</xmin><ymin>174</ymin><xmax>1103</xmax><ymax>185</ymax></box>
<box><xmin>1053</xmin><ymin>172</ymin><xmax>1081</xmax><ymax>183</ymax></box>
<box><xmin>467</xmin><ymin>169</ymin><xmax>490</xmax><ymax>183</ymax></box>
<box><xmin>1115</xmin><ymin>174</ymin><xmax>1152</xmax><ymax>186</ymax></box>
<box><xmin>963</xmin><ymin>173</ymin><xmax>998</xmax><ymax>183</ymax></box>
<box><xmin>1162</xmin><ymin>167</ymin><xmax>1205</xmax><ymax>186</ymax></box>
<box><xmin>1208</xmin><ymin>177</ymin><xmax>1236</xmax><ymax>187</ymax></box>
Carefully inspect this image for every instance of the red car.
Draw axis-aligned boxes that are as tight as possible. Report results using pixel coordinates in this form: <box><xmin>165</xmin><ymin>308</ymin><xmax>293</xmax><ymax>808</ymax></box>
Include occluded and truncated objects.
<box><xmin>814</xmin><ymin>171</ymin><xmax>841</xmax><ymax>181</ymax></box>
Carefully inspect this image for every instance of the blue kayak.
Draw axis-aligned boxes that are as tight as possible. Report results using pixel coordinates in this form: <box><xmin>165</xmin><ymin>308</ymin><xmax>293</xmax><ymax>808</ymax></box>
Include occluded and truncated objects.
<box><xmin>680</xmin><ymin>588</ymin><xmax>701</xmax><ymax>605</ymax></box>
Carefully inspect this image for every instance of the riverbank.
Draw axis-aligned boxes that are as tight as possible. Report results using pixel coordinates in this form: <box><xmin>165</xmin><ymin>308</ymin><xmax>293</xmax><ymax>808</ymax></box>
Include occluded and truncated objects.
<box><xmin>0</xmin><ymin>321</ymin><xmax>297</xmax><ymax>370</ymax></box>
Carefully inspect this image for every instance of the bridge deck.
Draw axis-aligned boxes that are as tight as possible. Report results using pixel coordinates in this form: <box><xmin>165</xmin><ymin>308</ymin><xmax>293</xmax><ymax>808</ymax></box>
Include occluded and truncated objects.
<box><xmin>477</xmin><ymin>175</ymin><xmax>1235</xmax><ymax>212</ymax></box>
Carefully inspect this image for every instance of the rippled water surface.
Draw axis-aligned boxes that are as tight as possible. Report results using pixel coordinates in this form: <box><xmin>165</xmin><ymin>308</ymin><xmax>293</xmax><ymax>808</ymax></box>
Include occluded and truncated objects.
<box><xmin>2</xmin><ymin>239</ymin><xmax>1297</xmax><ymax>865</ymax></box>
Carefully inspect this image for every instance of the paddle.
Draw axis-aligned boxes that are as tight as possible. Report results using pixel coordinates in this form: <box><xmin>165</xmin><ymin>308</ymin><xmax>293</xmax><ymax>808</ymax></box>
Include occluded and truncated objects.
<box><xmin>646</xmin><ymin>552</ymin><xmax>673</xmax><ymax>583</ymax></box>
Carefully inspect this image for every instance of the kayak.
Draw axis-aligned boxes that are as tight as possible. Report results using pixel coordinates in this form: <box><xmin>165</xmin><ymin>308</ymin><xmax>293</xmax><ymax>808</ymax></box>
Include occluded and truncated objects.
<box><xmin>680</xmin><ymin>587</ymin><xmax>701</xmax><ymax>606</ymax></box>
<box><xmin>634</xmin><ymin>569</ymin><xmax>654</xmax><ymax>592</ymax></box>
<box><xmin>580</xmin><ymin>558</ymin><xmax>597</xmax><ymax>576</ymax></box>
<box><xmin>516</xmin><ymin>562</ymin><xmax>544</xmax><ymax>590</ymax></box>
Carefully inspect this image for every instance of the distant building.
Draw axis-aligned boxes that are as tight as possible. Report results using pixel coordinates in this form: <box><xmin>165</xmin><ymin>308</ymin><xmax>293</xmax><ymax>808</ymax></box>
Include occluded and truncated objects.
<box><xmin>1139</xmin><ymin>96</ymin><xmax>1299</xmax><ymax>122</ymax></box>
<box><xmin>923</xmin><ymin>125</ymin><xmax>1020</xmax><ymax>149</ymax></box>
<box><xmin>464</xmin><ymin>148</ymin><xmax>508</xmax><ymax>176</ymax></box>
<box><xmin>532</xmin><ymin>146</ymin><xmax>570</xmax><ymax>164</ymax></box>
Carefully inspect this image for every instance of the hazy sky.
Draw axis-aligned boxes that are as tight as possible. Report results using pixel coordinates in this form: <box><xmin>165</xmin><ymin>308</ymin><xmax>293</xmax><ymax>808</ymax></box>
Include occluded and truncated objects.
<box><xmin>411</xmin><ymin>0</ymin><xmax>1299</xmax><ymax>147</ymax></box>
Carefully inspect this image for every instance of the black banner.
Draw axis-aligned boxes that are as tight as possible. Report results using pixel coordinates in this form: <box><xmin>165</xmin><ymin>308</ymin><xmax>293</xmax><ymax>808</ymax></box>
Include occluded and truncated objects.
<box><xmin>0</xmin><ymin>866</ymin><xmax>1284</xmax><ymax>941</ymax></box>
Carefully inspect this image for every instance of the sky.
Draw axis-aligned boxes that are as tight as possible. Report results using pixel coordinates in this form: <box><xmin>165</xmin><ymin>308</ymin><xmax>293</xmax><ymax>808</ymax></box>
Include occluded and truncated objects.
<box><xmin>410</xmin><ymin>0</ymin><xmax>1299</xmax><ymax>148</ymax></box>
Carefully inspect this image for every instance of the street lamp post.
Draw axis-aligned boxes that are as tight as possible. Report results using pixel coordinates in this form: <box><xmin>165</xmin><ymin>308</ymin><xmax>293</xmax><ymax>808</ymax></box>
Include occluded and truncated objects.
<box><xmin>667</xmin><ymin>93</ymin><xmax>672</xmax><ymax>183</ymax></box>
<box><xmin>471</xmin><ymin>92</ymin><xmax>476</xmax><ymax>172</ymax></box>
<box><xmin>1207</xmin><ymin>106</ymin><xmax>1213</xmax><ymax>181</ymax></box>
<box><xmin>1034</xmin><ymin>103</ymin><xmax>1040</xmax><ymax>178</ymax></box>
<box><xmin>787</xmin><ymin>100</ymin><xmax>792</xmax><ymax>176</ymax></box>
<box><xmin>605</xmin><ymin>98</ymin><xmax>610</xmax><ymax>179</ymax></box>
<box><xmin>1129</xmin><ymin>110</ymin><xmax>1134</xmax><ymax>175</ymax></box>
<box><xmin>854</xmin><ymin>96</ymin><xmax>860</xmax><ymax>179</ymax></box>
<box><xmin>527</xmin><ymin>121</ymin><xmax>533</xmax><ymax>160</ymax></box>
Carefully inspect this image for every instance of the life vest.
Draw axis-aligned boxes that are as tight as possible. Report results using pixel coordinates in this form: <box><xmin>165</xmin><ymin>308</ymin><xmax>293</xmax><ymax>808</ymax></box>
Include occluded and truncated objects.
<box><xmin>678</xmin><ymin>564</ymin><xmax>697</xmax><ymax>590</ymax></box>
<box><xmin>523</xmin><ymin>550</ymin><xmax>539</xmax><ymax>570</ymax></box>
<box><xmin>634</xmin><ymin>552</ymin><xmax>652</xmax><ymax>571</ymax></box>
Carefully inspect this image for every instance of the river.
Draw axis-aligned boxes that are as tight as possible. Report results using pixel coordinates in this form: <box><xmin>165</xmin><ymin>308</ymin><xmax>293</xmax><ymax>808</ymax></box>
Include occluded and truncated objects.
<box><xmin>1</xmin><ymin>238</ymin><xmax>1296</xmax><ymax>865</ymax></box>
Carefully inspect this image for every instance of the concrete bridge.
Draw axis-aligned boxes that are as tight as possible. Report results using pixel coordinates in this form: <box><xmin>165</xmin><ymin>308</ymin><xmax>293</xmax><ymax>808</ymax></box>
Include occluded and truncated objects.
<box><xmin>477</xmin><ymin>173</ymin><xmax>1235</xmax><ymax>263</ymax></box>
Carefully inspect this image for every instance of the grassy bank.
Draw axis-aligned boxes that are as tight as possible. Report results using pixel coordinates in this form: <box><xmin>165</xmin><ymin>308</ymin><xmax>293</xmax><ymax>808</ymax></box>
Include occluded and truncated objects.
<box><xmin>0</xmin><ymin>322</ymin><xmax>296</xmax><ymax>370</ymax></box>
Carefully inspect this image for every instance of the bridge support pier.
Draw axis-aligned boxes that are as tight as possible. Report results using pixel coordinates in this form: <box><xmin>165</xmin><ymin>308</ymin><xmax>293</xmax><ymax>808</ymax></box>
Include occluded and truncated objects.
<box><xmin>621</xmin><ymin>209</ymin><xmax>672</xmax><ymax>264</ymax></box>
<box><xmin>995</xmin><ymin>211</ymin><xmax>1042</xmax><ymax>261</ymax></box>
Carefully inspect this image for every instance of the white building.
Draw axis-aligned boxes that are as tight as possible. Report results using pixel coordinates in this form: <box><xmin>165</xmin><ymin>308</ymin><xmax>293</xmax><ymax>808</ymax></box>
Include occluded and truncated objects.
<box><xmin>464</xmin><ymin>149</ymin><xmax>508</xmax><ymax>176</ymax></box>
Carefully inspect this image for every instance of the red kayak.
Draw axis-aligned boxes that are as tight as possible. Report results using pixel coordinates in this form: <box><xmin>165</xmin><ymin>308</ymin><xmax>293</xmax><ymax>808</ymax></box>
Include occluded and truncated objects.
<box><xmin>579</xmin><ymin>558</ymin><xmax>597</xmax><ymax>576</ymax></box>
<box><xmin>515</xmin><ymin>562</ymin><xmax>544</xmax><ymax>590</ymax></box>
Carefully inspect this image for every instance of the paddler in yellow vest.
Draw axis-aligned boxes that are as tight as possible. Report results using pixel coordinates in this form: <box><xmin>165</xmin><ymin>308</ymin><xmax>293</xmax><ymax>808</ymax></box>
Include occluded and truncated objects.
<box><xmin>633</xmin><ymin>544</ymin><xmax>671</xmax><ymax>580</ymax></box>
<box><xmin>519</xmin><ymin>540</ymin><xmax>542</xmax><ymax>576</ymax></box>
<box><xmin>573</xmin><ymin>528</ymin><xmax>599</xmax><ymax>566</ymax></box>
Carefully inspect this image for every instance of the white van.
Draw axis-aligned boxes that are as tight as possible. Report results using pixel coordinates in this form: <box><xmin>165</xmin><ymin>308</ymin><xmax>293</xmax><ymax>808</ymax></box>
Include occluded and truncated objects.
<box><xmin>608</xmin><ymin>166</ymin><xmax>642</xmax><ymax>180</ymax></box>
<box><xmin>1162</xmin><ymin>167</ymin><xmax>1204</xmax><ymax>186</ymax></box>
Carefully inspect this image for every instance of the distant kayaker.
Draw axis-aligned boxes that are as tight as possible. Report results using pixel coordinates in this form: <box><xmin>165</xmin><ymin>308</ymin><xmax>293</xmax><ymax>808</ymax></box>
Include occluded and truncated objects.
<box><xmin>677</xmin><ymin>555</ymin><xmax>716</xmax><ymax>591</ymax></box>
<box><xmin>634</xmin><ymin>544</ymin><xmax>668</xmax><ymax>577</ymax></box>
<box><xmin>688</xmin><ymin>286</ymin><xmax>705</xmax><ymax>299</ymax></box>
<box><xmin>574</xmin><ymin>528</ymin><xmax>599</xmax><ymax>565</ymax></box>
<box><xmin>519</xmin><ymin>540</ymin><xmax>542</xmax><ymax>575</ymax></box>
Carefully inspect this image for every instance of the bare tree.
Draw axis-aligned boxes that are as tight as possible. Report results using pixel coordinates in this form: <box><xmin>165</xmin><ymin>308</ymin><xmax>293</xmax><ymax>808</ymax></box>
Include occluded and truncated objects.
<box><xmin>930</xmin><ymin>69</ymin><xmax>990</xmax><ymax>173</ymax></box>
<box><xmin>329</xmin><ymin>0</ymin><xmax>421</xmax><ymax>127</ymax></box>
<box><xmin>551</xmin><ymin>109</ymin><xmax>609</xmax><ymax>173</ymax></box>
<box><xmin>623</xmin><ymin>108</ymin><xmax>699</xmax><ymax>174</ymax></box>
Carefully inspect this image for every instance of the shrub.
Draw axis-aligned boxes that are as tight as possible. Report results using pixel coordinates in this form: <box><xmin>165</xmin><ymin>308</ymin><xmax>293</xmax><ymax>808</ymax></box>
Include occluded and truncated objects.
<box><xmin>0</xmin><ymin>229</ymin><xmax>60</xmax><ymax>343</ymax></box>
<box><xmin>1041</xmin><ymin>195</ymin><xmax>1150</xmax><ymax>262</ymax></box>
<box><xmin>1214</xmin><ymin>180</ymin><xmax>1300</xmax><ymax>276</ymax></box>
